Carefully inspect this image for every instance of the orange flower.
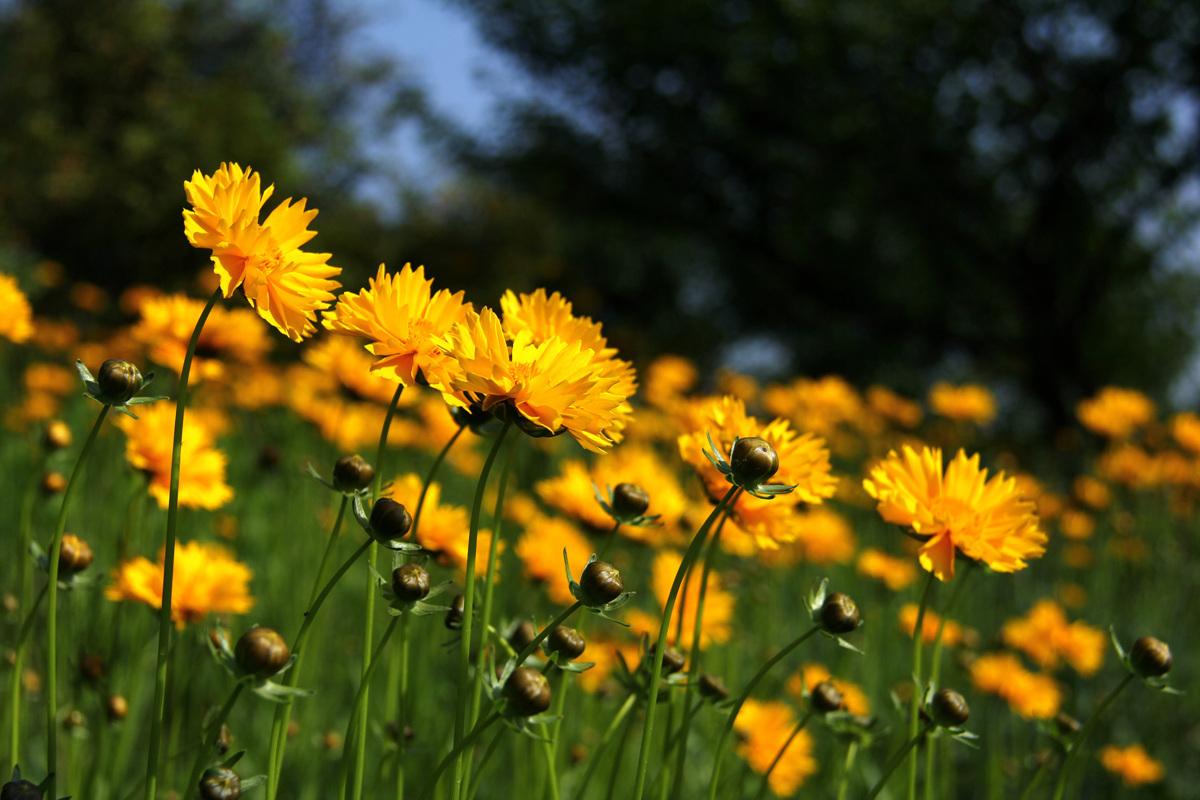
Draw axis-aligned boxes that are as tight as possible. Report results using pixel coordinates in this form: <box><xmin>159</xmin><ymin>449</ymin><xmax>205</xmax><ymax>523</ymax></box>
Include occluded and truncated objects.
<box><xmin>323</xmin><ymin>263</ymin><xmax>472</xmax><ymax>387</ymax></box>
<box><xmin>649</xmin><ymin>549</ymin><xmax>735</xmax><ymax>651</ymax></box>
<box><xmin>969</xmin><ymin>652</ymin><xmax>1061</xmax><ymax>719</ymax></box>
<box><xmin>898</xmin><ymin>604</ymin><xmax>963</xmax><ymax>647</ymax></box>
<box><xmin>1099</xmin><ymin>744</ymin><xmax>1165</xmax><ymax>787</ymax></box>
<box><xmin>856</xmin><ymin>548</ymin><xmax>918</xmax><ymax>591</ymax></box>
<box><xmin>184</xmin><ymin>163</ymin><xmax>340</xmax><ymax>342</ymax></box>
<box><xmin>105</xmin><ymin>541</ymin><xmax>254</xmax><ymax>629</ymax></box>
<box><xmin>786</xmin><ymin>663</ymin><xmax>871</xmax><ymax>715</ymax></box>
<box><xmin>733</xmin><ymin>699</ymin><xmax>818</xmax><ymax>797</ymax></box>
<box><xmin>863</xmin><ymin>446</ymin><xmax>1046</xmax><ymax>581</ymax></box>
<box><xmin>1076</xmin><ymin>387</ymin><xmax>1155</xmax><ymax>439</ymax></box>
<box><xmin>0</xmin><ymin>272</ymin><xmax>33</xmax><ymax>344</ymax></box>
<box><xmin>515</xmin><ymin>514</ymin><xmax>596</xmax><ymax>605</ymax></box>
<box><xmin>928</xmin><ymin>382</ymin><xmax>996</xmax><ymax>425</ymax></box>
<box><xmin>116</xmin><ymin>402</ymin><xmax>233</xmax><ymax>510</ymax></box>
<box><xmin>867</xmin><ymin>385</ymin><xmax>923</xmax><ymax>428</ymax></box>
<box><xmin>1170</xmin><ymin>411</ymin><xmax>1200</xmax><ymax>454</ymax></box>
<box><xmin>642</xmin><ymin>354</ymin><xmax>699</xmax><ymax>409</ymax></box>
<box><xmin>132</xmin><ymin>293</ymin><xmax>271</xmax><ymax>382</ymax></box>
<box><xmin>1001</xmin><ymin>599</ymin><xmax>1105</xmax><ymax>676</ymax></box>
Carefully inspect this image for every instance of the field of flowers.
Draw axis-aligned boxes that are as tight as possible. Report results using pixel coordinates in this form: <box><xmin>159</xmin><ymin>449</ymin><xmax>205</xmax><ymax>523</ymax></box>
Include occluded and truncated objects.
<box><xmin>1</xmin><ymin>164</ymin><xmax>1195</xmax><ymax>799</ymax></box>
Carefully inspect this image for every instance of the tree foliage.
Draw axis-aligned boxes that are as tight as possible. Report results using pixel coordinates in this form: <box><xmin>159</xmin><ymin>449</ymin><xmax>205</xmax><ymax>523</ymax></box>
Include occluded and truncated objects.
<box><xmin>432</xmin><ymin>0</ymin><xmax>1200</xmax><ymax>426</ymax></box>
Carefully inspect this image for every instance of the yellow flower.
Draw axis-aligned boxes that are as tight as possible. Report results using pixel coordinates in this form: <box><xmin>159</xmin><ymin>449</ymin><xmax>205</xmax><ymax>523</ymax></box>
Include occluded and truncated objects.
<box><xmin>132</xmin><ymin>293</ymin><xmax>271</xmax><ymax>382</ymax></box>
<box><xmin>863</xmin><ymin>445</ymin><xmax>1046</xmax><ymax>581</ymax></box>
<box><xmin>437</xmin><ymin>307</ymin><xmax>629</xmax><ymax>453</ymax></box>
<box><xmin>116</xmin><ymin>402</ymin><xmax>233</xmax><ymax>510</ymax></box>
<box><xmin>867</xmin><ymin>385</ymin><xmax>923</xmax><ymax>428</ymax></box>
<box><xmin>384</xmin><ymin>474</ymin><xmax>497</xmax><ymax>578</ymax></box>
<box><xmin>856</xmin><ymin>548</ymin><xmax>918</xmax><ymax>591</ymax></box>
<box><xmin>786</xmin><ymin>663</ymin><xmax>871</xmax><ymax>715</ymax></box>
<box><xmin>1057</xmin><ymin>509</ymin><xmax>1095</xmax><ymax>541</ymax></box>
<box><xmin>733</xmin><ymin>699</ymin><xmax>818</xmax><ymax>797</ymax></box>
<box><xmin>1170</xmin><ymin>411</ymin><xmax>1200</xmax><ymax>454</ymax></box>
<box><xmin>898</xmin><ymin>604</ymin><xmax>964</xmax><ymax>647</ymax></box>
<box><xmin>1076</xmin><ymin>387</ymin><xmax>1155</xmax><ymax>439</ymax></box>
<box><xmin>0</xmin><ymin>273</ymin><xmax>33</xmax><ymax>343</ymax></box>
<box><xmin>642</xmin><ymin>354</ymin><xmax>699</xmax><ymax>409</ymax></box>
<box><xmin>105</xmin><ymin>541</ymin><xmax>254</xmax><ymax>629</ymax></box>
<box><xmin>323</xmin><ymin>263</ymin><xmax>472</xmax><ymax>387</ymax></box>
<box><xmin>1001</xmin><ymin>599</ymin><xmax>1105</xmax><ymax>677</ymax></box>
<box><xmin>514</xmin><ymin>513</ymin><xmax>596</xmax><ymax>605</ymax></box>
<box><xmin>183</xmin><ymin>163</ymin><xmax>340</xmax><ymax>342</ymax></box>
<box><xmin>1098</xmin><ymin>744</ymin><xmax>1165</xmax><ymax>788</ymax></box>
<box><xmin>928</xmin><ymin>382</ymin><xmax>996</xmax><ymax>425</ymax></box>
<box><xmin>1071</xmin><ymin>475</ymin><xmax>1111</xmax><ymax>509</ymax></box>
<box><xmin>677</xmin><ymin>395</ymin><xmax>838</xmax><ymax>508</ymax></box>
<box><xmin>969</xmin><ymin>652</ymin><xmax>1061</xmax><ymax>719</ymax></box>
<box><xmin>762</xmin><ymin>375</ymin><xmax>866</xmax><ymax>439</ymax></box>
<box><xmin>649</xmin><ymin>549</ymin><xmax>735</xmax><ymax>651</ymax></box>
<box><xmin>1096</xmin><ymin>444</ymin><xmax>1155</xmax><ymax>488</ymax></box>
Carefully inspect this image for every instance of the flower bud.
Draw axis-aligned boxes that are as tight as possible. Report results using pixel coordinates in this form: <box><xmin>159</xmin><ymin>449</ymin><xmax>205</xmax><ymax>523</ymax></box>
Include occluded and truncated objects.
<box><xmin>819</xmin><ymin>592</ymin><xmax>861</xmax><ymax>634</ymax></box>
<box><xmin>579</xmin><ymin>560</ymin><xmax>624</xmax><ymax>607</ymax></box>
<box><xmin>234</xmin><ymin>627</ymin><xmax>290</xmax><ymax>679</ymax></box>
<box><xmin>41</xmin><ymin>471</ymin><xmax>66</xmax><ymax>495</ymax></box>
<box><xmin>1129</xmin><ymin>636</ymin><xmax>1172</xmax><ymax>678</ymax></box>
<box><xmin>333</xmin><ymin>455</ymin><xmax>374</xmax><ymax>493</ymax></box>
<box><xmin>370</xmin><ymin>498</ymin><xmax>412</xmax><ymax>544</ymax></box>
<box><xmin>930</xmin><ymin>688</ymin><xmax>970</xmax><ymax>728</ymax></box>
<box><xmin>43</xmin><ymin>420</ymin><xmax>72</xmax><ymax>451</ymax></box>
<box><xmin>649</xmin><ymin>643</ymin><xmax>686</xmax><ymax>676</ymax></box>
<box><xmin>216</xmin><ymin>723</ymin><xmax>232</xmax><ymax>755</ymax></box>
<box><xmin>198</xmin><ymin>766</ymin><xmax>241</xmax><ymax>800</ymax></box>
<box><xmin>97</xmin><ymin>359</ymin><xmax>142</xmax><ymax>404</ymax></box>
<box><xmin>811</xmin><ymin>681</ymin><xmax>844</xmax><ymax>714</ymax></box>
<box><xmin>545</xmin><ymin>626</ymin><xmax>586</xmax><ymax>662</ymax></box>
<box><xmin>106</xmin><ymin>694</ymin><xmax>129</xmax><ymax>721</ymax></box>
<box><xmin>79</xmin><ymin>652</ymin><xmax>105</xmax><ymax>682</ymax></box>
<box><xmin>63</xmin><ymin>709</ymin><xmax>84</xmax><ymax>731</ymax></box>
<box><xmin>504</xmin><ymin>667</ymin><xmax>552</xmax><ymax>717</ymax></box>
<box><xmin>1054</xmin><ymin>712</ymin><xmax>1082</xmax><ymax>736</ymax></box>
<box><xmin>445</xmin><ymin>594</ymin><xmax>465</xmax><ymax>630</ymax></box>
<box><xmin>0</xmin><ymin>778</ymin><xmax>41</xmax><ymax>800</ymax></box>
<box><xmin>58</xmin><ymin>534</ymin><xmax>94</xmax><ymax>576</ymax></box>
<box><xmin>391</xmin><ymin>563</ymin><xmax>431</xmax><ymax>603</ymax></box>
<box><xmin>508</xmin><ymin>620</ymin><xmax>537</xmax><ymax>653</ymax></box>
<box><xmin>611</xmin><ymin>483</ymin><xmax>650</xmax><ymax>520</ymax></box>
<box><xmin>730</xmin><ymin>437</ymin><xmax>779</xmax><ymax>487</ymax></box>
<box><xmin>699</xmin><ymin>674</ymin><xmax>730</xmax><ymax>701</ymax></box>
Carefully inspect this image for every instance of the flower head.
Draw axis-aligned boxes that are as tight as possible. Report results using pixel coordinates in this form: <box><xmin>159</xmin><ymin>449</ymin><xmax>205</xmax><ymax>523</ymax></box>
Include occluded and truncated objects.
<box><xmin>184</xmin><ymin>163</ymin><xmax>340</xmax><ymax>342</ymax></box>
<box><xmin>1076</xmin><ymin>387</ymin><xmax>1156</xmax><ymax>439</ymax></box>
<box><xmin>515</xmin><ymin>514</ymin><xmax>595</xmax><ymax>605</ymax></box>
<box><xmin>969</xmin><ymin>652</ymin><xmax>1061</xmax><ymax>719</ymax></box>
<box><xmin>132</xmin><ymin>293</ymin><xmax>270</xmax><ymax>382</ymax></box>
<box><xmin>649</xmin><ymin>549</ymin><xmax>735</xmax><ymax>651</ymax></box>
<box><xmin>116</xmin><ymin>401</ymin><xmax>233</xmax><ymax>510</ymax></box>
<box><xmin>0</xmin><ymin>273</ymin><xmax>33</xmax><ymax>343</ymax></box>
<box><xmin>786</xmin><ymin>663</ymin><xmax>871</xmax><ymax>715</ymax></box>
<box><xmin>733</xmin><ymin>699</ymin><xmax>818</xmax><ymax>797</ymax></box>
<box><xmin>323</xmin><ymin>263</ymin><xmax>472</xmax><ymax>387</ymax></box>
<box><xmin>928</xmin><ymin>382</ymin><xmax>996</xmax><ymax>425</ymax></box>
<box><xmin>105</xmin><ymin>541</ymin><xmax>254</xmax><ymax>629</ymax></box>
<box><xmin>1099</xmin><ymin>744</ymin><xmax>1165</xmax><ymax>788</ymax></box>
<box><xmin>1001</xmin><ymin>599</ymin><xmax>1106</xmax><ymax>676</ymax></box>
<box><xmin>863</xmin><ymin>446</ymin><xmax>1046</xmax><ymax>581</ymax></box>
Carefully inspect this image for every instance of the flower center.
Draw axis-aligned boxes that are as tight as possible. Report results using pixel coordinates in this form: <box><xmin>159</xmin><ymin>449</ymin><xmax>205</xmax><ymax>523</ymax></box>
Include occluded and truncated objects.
<box><xmin>929</xmin><ymin>495</ymin><xmax>978</xmax><ymax>530</ymax></box>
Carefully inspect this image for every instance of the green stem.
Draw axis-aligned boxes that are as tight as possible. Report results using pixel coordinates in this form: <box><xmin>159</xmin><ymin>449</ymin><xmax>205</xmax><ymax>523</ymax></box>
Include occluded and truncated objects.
<box><xmin>266</xmin><ymin>497</ymin><xmax>354</xmax><ymax>799</ymax></box>
<box><xmin>8</xmin><ymin>582</ymin><xmax>48</xmax><ymax>770</ymax></box>
<box><xmin>867</xmin><ymin>721</ymin><xmax>937</xmax><ymax>800</ymax></box>
<box><xmin>451</xmin><ymin>423</ymin><xmax>511</xmax><ymax>798</ymax></box>
<box><xmin>185</xmin><ymin>683</ymin><xmax>244</xmax><ymax>796</ymax></box>
<box><xmin>706</xmin><ymin>626</ymin><xmax>821</xmax><ymax>800</ymax></box>
<box><xmin>540</xmin><ymin>721</ymin><xmax>563</xmax><ymax>800</ymax></box>
<box><xmin>349</xmin><ymin>382</ymin><xmax>405</xmax><ymax>800</ymax></box>
<box><xmin>11</xmin><ymin>450</ymin><xmax>39</xmax><ymax>769</ymax></box>
<box><xmin>755</xmin><ymin>711</ymin><xmax>813</xmax><ymax>800</ymax></box>
<box><xmin>670</xmin><ymin>496</ymin><xmax>736</xmax><ymax>799</ymax></box>
<box><xmin>466</xmin><ymin>431</ymin><xmax>520</xmax><ymax>773</ymax></box>
<box><xmin>632</xmin><ymin>486</ymin><xmax>738</xmax><ymax>800</ymax></box>
<box><xmin>836</xmin><ymin>740</ymin><xmax>860</xmax><ymax>800</ymax></box>
<box><xmin>596</xmin><ymin>520</ymin><xmax>621</xmax><ymax>563</ymax></box>
<box><xmin>411</xmin><ymin>423</ymin><xmax>466</xmax><ymax>541</ymax></box>
<box><xmin>421</xmin><ymin>713</ymin><xmax>501</xmax><ymax>800</ymax></box>
<box><xmin>924</xmin><ymin>564</ymin><xmax>972</xmax><ymax>800</ymax></box>
<box><xmin>46</xmin><ymin>402</ymin><xmax>111</xmax><ymax>799</ymax></box>
<box><xmin>466</xmin><ymin>727</ymin><xmax>506</xmax><ymax>800</ymax></box>
<box><xmin>395</xmin><ymin>611</ymin><xmax>411</xmax><ymax>800</ymax></box>
<box><xmin>1049</xmin><ymin>673</ymin><xmax>1136</xmax><ymax>800</ymax></box>
<box><xmin>905</xmin><ymin>571</ymin><xmax>936</xmax><ymax>800</ymax></box>
<box><xmin>145</xmin><ymin>286</ymin><xmax>221</xmax><ymax>800</ymax></box>
<box><xmin>572</xmin><ymin>693</ymin><xmax>638</xmax><ymax>800</ymax></box>
<box><xmin>1016</xmin><ymin>748</ymin><xmax>1057</xmax><ymax>800</ymax></box>
<box><xmin>343</xmin><ymin>616</ymin><xmax>401</xmax><ymax>799</ymax></box>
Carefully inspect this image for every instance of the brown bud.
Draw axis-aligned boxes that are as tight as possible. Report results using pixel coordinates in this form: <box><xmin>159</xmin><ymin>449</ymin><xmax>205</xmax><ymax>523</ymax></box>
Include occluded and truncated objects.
<box><xmin>730</xmin><ymin>437</ymin><xmax>779</xmax><ymax>486</ymax></box>
<box><xmin>649</xmin><ymin>644</ymin><xmax>686</xmax><ymax>676</ymax></box>
<box><xmin>699</xmin><ymin>674</ymin><xmax>730</xmax><ymax>701</ymax></box>
<box><xmin>580</xmin><ymin>560</ymin><xmax>624</xmax><ymax>607</ymax></box>
<box><xmin>198</xmin><ymin>766</ymin><xmax>241</xmax><ymax>800</ymax></box>
<box><xmin>1</xmin><ymin>778</ymin><xmax>42</xmax><ymax>800</ymax></box>
<box><xmin>391</xmin><ymin>563</ymin><xmax>431</xmax><ymax>603</ymax></box>
<box><xmin>43</xmin><ymin>420</ymin><xmax>72</xmax><ymax>451</ymax></box>
<box><xmin>333</xmin><ymin>455</ymin><xmax>374</xmax><ymax>493</ymax></box>
<box><xmin>545</xmin><ymin>626</ymin><xmax>587</xmax><ymax>662</ymax></box>
<box><xmin>216</xmin><ymin>723</ymin><xmax>232</xmax><ymax>754</ymax></box>
<box><xmin>97</xmin><ymin>359</ymin><xmax>142</xmax><ymax>404</ymax></box>
<box><xmin>446</xmin><ymin>594</ymin><xmax>465</xmax><ymax>630</ymax></box>
<box><xmin>504</xmin><ymin>667</ymin><xmax>552</xmax><ymax>717</ymax></box>
<box><xmin>41</xmin><ymin>471</ymin><xmax>67</xmax><ymax>494</ymax></box>
<box><xmin>106</xmin><ymin>694</ymin><xmax>129</xmax><ymax>721</ymax></box>
<box><xmin>930</xmin><ymin>688</ymin><xmax>970</xmax><ymax>728</ymax></box>
<box><xmin>370</xmin><ymin>498</ymin><xmax>412</xmax><ymax>544</ymax></box>
<box><xmin>508</xmin><ymin>620</ymin><xmax>537</xmax><ymax>653</ymax></box>
<box><xmin>58</xmin><ymin>534</ymin><xmax>94</xmax><ymax>576</ymax></box>
<box><xmin>811</xmin><ymin>681</ymin><xmax>845</xmax><ymax>714</ymax></box>
<box><xmin>1054</xmin><ymin>712</ymin><xmax>1082</xmax><ymax>736</ymax></box>
<box><xmin>79</xmin><ymin>652</ymin><xmax>106</xmax><ymax>682</ymax></box>
<box><xmin>1129</xmin><ymin>636</ymin><xmax>1172</xmax><ymax>678</ymax></box>
<box><xmin>234</xmin><ymin>627</ymin><xmax>290</xmax><ymax>679</ymax></box>
<box><xmin>63</xmin><ymin>708</ymin><xmax>85</xmax><ymax>731</ymax></box>
<box><xmin>611</xmin><ymin>483</ymin><xmax>650</xmax><ymax>520</ymax></box>
<box><xmin>819</xmin><ymin>592</ymin><xmax>861</xmax><ymax>635</ymax></box>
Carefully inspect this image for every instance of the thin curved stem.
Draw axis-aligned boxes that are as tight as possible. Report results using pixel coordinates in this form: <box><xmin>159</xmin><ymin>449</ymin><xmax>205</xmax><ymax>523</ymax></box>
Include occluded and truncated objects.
<box><xmin>867</xmin><ymin>721</ymin><xmax>937</xmax><ymax>800</ymax></box>
<box><xmin>46</xmin><ymin>402</ymin><xmax>110</xmax><ymax>799</ymax></box>
<box><xmin>10</xmin><ymin>451</ymin><xmax>40</xmax><ymax>768</ymax></box>
<box><xmin>906</xmin><ymin>571</ymin><xmax>936</xmax><ymax>800</ymax></box>
<box><xmin>185</xmin><ymin>683</ymin><xmax>244</xmax><ymax>796</ymax></box>
<box><xmin>343</xmin><ymin>616</ymin><xmax>401</xmax><ymax>799</ymax></box>
<box><xmin>706</xmin><ymin>625</ymin><xmax>820</xmax><ymax>800</ymax></box>
<box><xmin>924</xmin><ymin>564</ymin><xmax>972</xmax><ymax>800</ymax></box>
<box><xmin>632</xmin><ymin>486</ymin><xmax>738</xmax><ymax>800</ymax></box>
<box><xmin>421</xmin><ymin>713</ymin><xmax>501</xmax><ymax>800</ymax></box>
<box><xmin>836</xmin><ymin>740</ymin><xmax>860</xmax><ymax>800</ymax></box>
<box><xmin>572</xmin><ymin>693</ymin><xmax>638</xmax><ymax>800</ymax></box>
<box><xmin>466</xmin><ymin>726</ymin><xmax>507</xmax><ymax>800</ymax></box>
<box><xmin>8</xmin><ymin>582</ymin><xmax>48</xmax><ymax>769</ymax></box>
<box><xmin>755</xmin><ymin>711</ymin><xmax>813</xmax><ymax>800</ymax></box>
<box><xmin>395</xmin><ymin>611</ymin><xmax>411</xmax><ymax>800</ymax></box>
<box><xmin>1049</xmin><ymin>673</ymin><xmax>1136</xmax><ymax>800</ymax></box>
<box><xmin>145</xmin><ymin>286</ymin><xmax>221</xmax><ymax>800</ymax></box>
<box><xmin>266</xmin><ymin>498</ymin><xmax>355</xmax><ymax>799</ymax></box>
<box><xmin>452</xmin><ymin>422</ymin><xmax>512</xmax><ymax>798</ymax></box>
